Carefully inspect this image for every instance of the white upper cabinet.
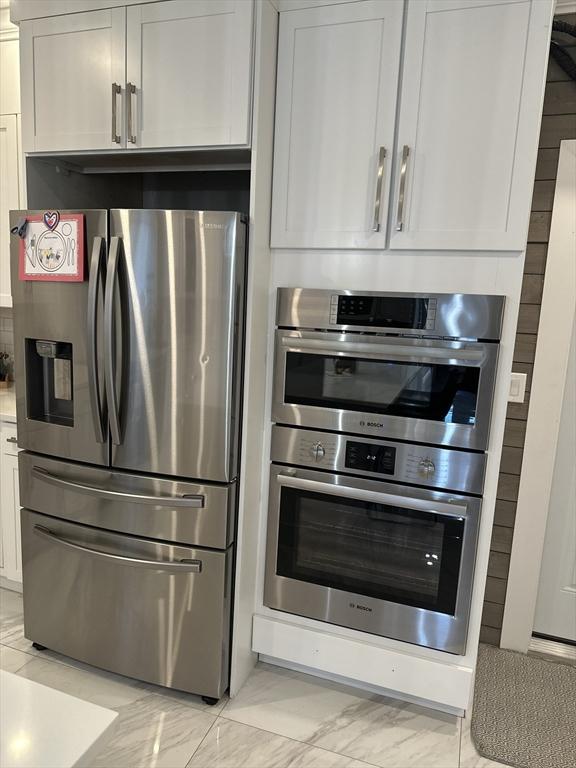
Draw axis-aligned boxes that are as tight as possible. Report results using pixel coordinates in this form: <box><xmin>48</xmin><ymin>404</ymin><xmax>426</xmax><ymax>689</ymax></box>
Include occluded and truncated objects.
<box><xmin>126</xmin><ymin>0</ymin><xmax>253</xmax><ymax>148</ymax></box>
<box><xmin>271</xmin><ymin>0</ymin><xmax>403</xmax><ymax>249</ymax></box>
<box><xmin>20</xmin><ymin>9</ymin><xmax>126</xmax><ymax>152</ymax></box>
<box><xmin>390</xmin><ymin>0</ymin><xmax>541</xmax><ymax>251</ymax></box>
<box><xmin>0</xmin><ymin>116</ymin><xmax>20</xmax><ymax>307</ymax></box>
<box><xmin>20</xmin><ymin>0</ymin><xmax>253</xmax><ymax>153</ymax></box>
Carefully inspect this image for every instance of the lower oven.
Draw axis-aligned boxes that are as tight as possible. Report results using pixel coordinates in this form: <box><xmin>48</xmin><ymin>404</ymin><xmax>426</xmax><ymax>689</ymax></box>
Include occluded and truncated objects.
<box><xmin>264</xmin><ymin>431</ymin><xmax>482</xmax><ymax>654</ymax></box>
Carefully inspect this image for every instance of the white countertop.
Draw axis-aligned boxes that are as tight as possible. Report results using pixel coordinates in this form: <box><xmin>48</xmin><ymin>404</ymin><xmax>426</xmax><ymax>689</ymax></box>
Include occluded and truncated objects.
<box><xmin>0</xmin><ymin>670</ymin><xmax>117</xmax><ymax>768</ymax></box>
<box><xmin>0</xmin><ymin>386</ymin><xmax>17</xmax><ymax>423</ymax></box>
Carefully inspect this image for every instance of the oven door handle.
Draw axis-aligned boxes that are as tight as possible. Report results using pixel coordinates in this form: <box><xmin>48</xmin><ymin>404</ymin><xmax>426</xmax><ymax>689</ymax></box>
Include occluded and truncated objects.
<box><xmin>276</xmin><ymin>471</ymin><xmax>468</xmax><ymax>518</ymax></box>
<box><xmin>280</xmin><ymin>336</ymin><xmax>483</xmax><ymax>361</ymax></box>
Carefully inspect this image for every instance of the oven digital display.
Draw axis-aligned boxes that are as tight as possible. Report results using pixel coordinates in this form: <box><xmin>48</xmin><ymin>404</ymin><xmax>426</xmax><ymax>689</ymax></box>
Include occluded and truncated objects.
<box><xmin>336</xmin><ymin>296</ymin><xmax>432</xmax><ymax>329</ymax></box>
<box><xmin>345</xmin><ymin>441</ymin><xmax>396</xmax><ymax>475</ymax></box>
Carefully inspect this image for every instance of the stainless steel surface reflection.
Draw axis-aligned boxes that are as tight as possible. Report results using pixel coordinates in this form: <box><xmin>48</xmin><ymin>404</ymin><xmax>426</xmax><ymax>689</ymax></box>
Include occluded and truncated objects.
<box><xmin>110</xmin><ymin>210</ymin><xmax>246</xmax><ymax>482</ymax></box>
<box><xmin>22</xmin><ymin>509</ymin><xmax>232</xmax><ymax>698</ymax></box>
<box><xmin>264</xmin><ymin>462</ymin><xmax>481</xmax><ymax>655</ymax></box>
<box><xmin>11</xmin><ymin>207</ymin><xmax>247</xmax><ymax>700</ymax></box>
<box><xmin>270</xmin><ymin>425</ymin><xmax>486</xmax><ymax>494</ymax></box>
<box><xmin>265</xmin><ymin>288</ymin><xmax>501</xmax><ymax>655</ymax></box>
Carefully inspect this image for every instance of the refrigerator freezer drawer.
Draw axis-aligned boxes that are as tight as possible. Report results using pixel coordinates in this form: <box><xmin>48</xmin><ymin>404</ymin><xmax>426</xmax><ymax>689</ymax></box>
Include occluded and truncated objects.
<box><xmin>19</xmin><ymin>452</ymin><xmax>235</xmax><ymax>549</ymax></box>
<box><xmin>21</xmin><ymin>509</ymin><xmax>232</xmax><ymax>699</ymax></box>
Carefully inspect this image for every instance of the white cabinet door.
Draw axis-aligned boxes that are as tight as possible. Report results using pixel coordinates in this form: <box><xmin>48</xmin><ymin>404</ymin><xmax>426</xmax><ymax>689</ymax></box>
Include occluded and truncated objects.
<box><xmin>390</xmin><ymin>0</ymin><xmax>545</xmax><ymax>251</ymax></box>
<box><xmin>20</xmin><ymin>9</ymin><xmax>126</xmax><ymax>152</ymax></box>
<box><xmin>0</xmin><ymin>37</ymin><xmax>21</xmax><ymax>116</ymax></box>
<box><xmin>271</xmin><ymin>0</ymin><xmax>403</xmax><ymax>249</ymax></box>
<box><xmin>126</xmin><ymin>0</ymin><xmax>253</xmax><ymax>149</ymax></box>
<box><xmin>0</xmin><ymin>116</ymin><xmax>20</xmax><ymax>308</ymax></box>
<box><xmin>0</xmin><ymin>425</ymin><xmax>21</xmax><ymax>584</ymax></box>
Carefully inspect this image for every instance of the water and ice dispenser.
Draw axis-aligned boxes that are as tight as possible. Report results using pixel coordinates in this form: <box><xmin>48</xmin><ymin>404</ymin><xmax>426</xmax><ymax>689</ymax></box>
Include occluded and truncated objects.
<box><xmin>26</xmin><ymin>339</ymin><xmax>74</xmax><ymax>426</ymax></box>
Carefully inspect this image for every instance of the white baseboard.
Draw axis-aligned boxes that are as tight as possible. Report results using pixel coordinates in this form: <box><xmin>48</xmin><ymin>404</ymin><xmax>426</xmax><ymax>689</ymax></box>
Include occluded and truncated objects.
<box><xmin>259</xmin><ymin>654</ymin><xmax>464</xmax><ymax>717</ymax></box>
<box><xmin>252</xmin><ymin>614</ymin><xmax>472</xmax><ymax>712</ymax></box>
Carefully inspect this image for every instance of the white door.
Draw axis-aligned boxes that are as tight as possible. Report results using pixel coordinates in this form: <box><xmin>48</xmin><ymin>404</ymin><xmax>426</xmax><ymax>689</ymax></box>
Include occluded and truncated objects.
<box><xmin>126</xmin><ymin>0</ymin><xmax>253</xmax><ymax>149</ymax></box>
<box><xmin>271</xmin><ymin>0</ymin><xmax>403</xmax><ymax>249</ymax></box>
<box><xmin>20</xmin><ymin>9</ymin><xmax>126</xmax><ymax>152</ymax></box>
<box><xmin>0</xmin><ymin>426</ymin><xmax>21</xmax><ymax>584</ymax></box>
<box><xmin>0</xmin><ymin>115</ymin><xmax>20</xmax><ymax>307</ymax></box>
<box><xmin>533</xmin><ymin>318</ymin><xmax>576</xmax><ymax>643</ymax></box>
<box><xmin>390</xmin><ymin>0</ymin><xmax>540</xmax><ymax>251</ymax></box>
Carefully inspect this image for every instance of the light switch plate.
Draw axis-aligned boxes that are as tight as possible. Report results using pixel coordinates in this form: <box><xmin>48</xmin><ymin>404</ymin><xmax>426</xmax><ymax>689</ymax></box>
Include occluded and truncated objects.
<box><xmin>509</xmin><ymin>372</ymin><xmax>527</xmax><ymax>403</ymax></box>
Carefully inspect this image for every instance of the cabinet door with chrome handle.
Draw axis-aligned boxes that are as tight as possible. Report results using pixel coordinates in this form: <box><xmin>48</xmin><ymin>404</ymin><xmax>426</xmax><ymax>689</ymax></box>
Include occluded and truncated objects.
<box><xmin>389</xmin><ymin>0</ymin><xmax>547</xmax><ymax>250</ymax></box>
<box><xmin>270</xmin><ymin>1</ymin><xmax>403</xmax><ymax>249</ymax></box>
<box><xmin>20</xmin><ymin>8</ymin><xmax>127</xmax><ymax>152</ymax></box>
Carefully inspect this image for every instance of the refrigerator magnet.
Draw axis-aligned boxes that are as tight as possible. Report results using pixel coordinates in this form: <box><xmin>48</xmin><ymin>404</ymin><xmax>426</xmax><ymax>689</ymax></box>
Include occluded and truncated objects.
<box><xmin>19</xmin><ymin>212</ymin><xmax>85</xmax><ymax>282</ymax></box>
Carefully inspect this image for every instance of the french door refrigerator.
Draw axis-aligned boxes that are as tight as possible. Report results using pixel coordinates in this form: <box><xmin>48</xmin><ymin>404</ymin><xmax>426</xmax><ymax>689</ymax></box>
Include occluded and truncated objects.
<box><xmin>9</xmin><ymin>209</ymin><xmax>246</xmax><ymax>701</ymax></box>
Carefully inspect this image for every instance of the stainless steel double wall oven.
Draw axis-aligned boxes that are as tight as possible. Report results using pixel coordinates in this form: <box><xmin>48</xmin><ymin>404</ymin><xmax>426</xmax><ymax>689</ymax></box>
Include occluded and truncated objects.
<box><xmin>265</xmin><ymin>289</ymin><xmax>504</xmax><ymax>654</ymax></box>
<box><xmin>11</xmin><ymin>209</ymin><xmax>246</xmax><ymax>701</ymax></box>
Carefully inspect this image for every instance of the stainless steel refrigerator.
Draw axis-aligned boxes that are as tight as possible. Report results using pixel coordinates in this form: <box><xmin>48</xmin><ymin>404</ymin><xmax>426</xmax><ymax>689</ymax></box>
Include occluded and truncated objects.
<box><xmin>9</xmin><ymin>209</ymin><xmax>246</xmax><ymax>702</ymax></box>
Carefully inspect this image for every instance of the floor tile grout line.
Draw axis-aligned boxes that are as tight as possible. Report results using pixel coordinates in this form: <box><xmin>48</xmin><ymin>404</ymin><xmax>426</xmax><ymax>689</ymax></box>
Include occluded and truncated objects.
<box><xmin>184</xmin><ymin>715</ymin><xmax>219</xmax><ymax>768</ymax></box>
<box><xmin>213</xmin><ymin>711</ymin><xmax>383</xmax><ymax>768</ymax></box>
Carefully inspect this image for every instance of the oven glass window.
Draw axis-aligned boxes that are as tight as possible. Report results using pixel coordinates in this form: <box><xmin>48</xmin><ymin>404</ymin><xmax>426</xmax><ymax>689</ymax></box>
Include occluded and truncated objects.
<box><xmin>284</xmin><ymin>353</ymin><xmax>479</xmax><ymax>425</ymax></box>
<box><xmin>277</xmin><ymin>488</ymin><xmax>465</xmax><ymax>615</ymax></box>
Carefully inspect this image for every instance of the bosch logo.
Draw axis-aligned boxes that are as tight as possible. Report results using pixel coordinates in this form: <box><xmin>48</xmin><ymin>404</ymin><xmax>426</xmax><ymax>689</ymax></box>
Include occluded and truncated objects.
<box><xmin>361</xmin><ymin>421</ymin><xmax>384</xmax><ymax>429</ymax></box>
<box><xmin>349</xmin><ymin>602</ymin><xmax>372</xmax><ymax>613</ymax></box>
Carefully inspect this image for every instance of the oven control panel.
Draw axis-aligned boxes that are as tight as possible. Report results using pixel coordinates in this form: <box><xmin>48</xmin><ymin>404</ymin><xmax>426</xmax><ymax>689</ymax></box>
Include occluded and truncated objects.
<box><xmin>270</xmin><ymin>426</ymin><xmax>486</xmax><ymax>495</ymax></box>
<box><xmin>345</xmin><ymin>441</ymin><xmax>396</xmax><ymax>475</ymax></box>
<box><xmin>330</xmin><ymin>294</ymin><xmax>437</xmax><ymax>331</ymax></box>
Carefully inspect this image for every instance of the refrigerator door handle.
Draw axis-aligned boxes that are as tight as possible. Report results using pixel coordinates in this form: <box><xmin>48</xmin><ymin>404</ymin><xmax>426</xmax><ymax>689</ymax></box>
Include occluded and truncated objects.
<box><xmin>33</xmin><ymin>525</ymin><xmax>203</xmax><ymax>572</ymax></box>
<box><xmin>87</xmin><ymin>236</ymin><xmax>106</xmax><ymax>443</ymax></box>
<box><xmin>105</xmin><ymin>236</ymin><xmax>122</xmax><ymax>445</ymax></box>
<box><xmin>31</xmin><ymin>466</ymin><xmax>206</xmax><ymax>507</ymax></box>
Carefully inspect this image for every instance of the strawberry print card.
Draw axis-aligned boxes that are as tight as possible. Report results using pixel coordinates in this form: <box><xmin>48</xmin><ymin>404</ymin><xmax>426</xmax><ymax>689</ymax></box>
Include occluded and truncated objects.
<box><xmin>19</xmin><ymin>212</ymin><xmax>85</xmax><ymax>281</ymax></box>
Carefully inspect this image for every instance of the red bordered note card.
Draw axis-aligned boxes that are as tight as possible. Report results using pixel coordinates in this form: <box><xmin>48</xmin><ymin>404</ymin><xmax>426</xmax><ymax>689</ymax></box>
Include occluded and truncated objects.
<box><xmin>19</xmin><ymin>212</ymin><xmax>85</xmax><ymax>282</ymax></box>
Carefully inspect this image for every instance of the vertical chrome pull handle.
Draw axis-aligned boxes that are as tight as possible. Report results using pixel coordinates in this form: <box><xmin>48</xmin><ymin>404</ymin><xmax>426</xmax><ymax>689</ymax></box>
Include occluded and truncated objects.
<box><xmin>396</xmin><ymin>145</ymin><xmax>410</xmax><ymax>232</ymax></box>
<box><xmin>104</xmin><ymin>236</ymin><xmax>122</xmax><ymax>446</ymax></box>
<box><xmin>111</xmin><ymin>83</ymin><xmax>121</xmax><ymax>144</ymax></box>
<box><xmin>127</xmin><ymin>82</ymin><xmax>137</xmax><ymax>144</ymax></box>
<box><xmin>372</xmin><ymin>146</ymin><xmax>386</xmax><ymax>232</ymax></box>
<box><xmin>87</xmin><ymin>237</ymin><xmax>106</xmax><ymax>443</ymax></box>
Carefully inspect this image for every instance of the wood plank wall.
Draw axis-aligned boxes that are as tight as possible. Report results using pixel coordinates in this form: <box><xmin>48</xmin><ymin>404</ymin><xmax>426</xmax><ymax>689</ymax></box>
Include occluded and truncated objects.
<box><xmin>480</xmin><ymin>13</ymin><xmax>576</xmax><ymax>645</ymax></box>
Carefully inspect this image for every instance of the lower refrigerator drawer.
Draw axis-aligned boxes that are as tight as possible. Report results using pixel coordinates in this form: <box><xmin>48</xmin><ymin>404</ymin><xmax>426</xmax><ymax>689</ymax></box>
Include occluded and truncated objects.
<box><xmin>21</xmin><ymin>509</ymin><xmax>232</xmax><ymax>699</ymax></box>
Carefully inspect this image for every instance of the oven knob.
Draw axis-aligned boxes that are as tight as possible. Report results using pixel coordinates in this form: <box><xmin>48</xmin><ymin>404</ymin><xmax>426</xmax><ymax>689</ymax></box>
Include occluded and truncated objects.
<box><xmin>311</xmin><ymin>442</ymin><xmax>326</xmax><ymax>461</ymax></box>
<box><xmin>418</xmin><ymin>458</ymin><xmax>436</xmax><ymax>477</ymax></box>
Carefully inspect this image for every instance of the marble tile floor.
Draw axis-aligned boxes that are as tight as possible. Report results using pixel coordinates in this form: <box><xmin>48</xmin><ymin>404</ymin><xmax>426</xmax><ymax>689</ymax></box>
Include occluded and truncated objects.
<box><xmin>0</xmin><ymin>588</ymin><xmax>506</xmax><ymax>768</ymax></box>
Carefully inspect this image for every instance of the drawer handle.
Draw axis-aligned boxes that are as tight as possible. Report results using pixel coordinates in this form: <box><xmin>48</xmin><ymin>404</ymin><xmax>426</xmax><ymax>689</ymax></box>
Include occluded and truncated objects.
<box><xmin>33</xmin><ymin>525</ymin><xmax>202</xmax><ymax>573</ymax></box>
<box><xmin>31</xmin><ymin>467</ymin><xmax>205</xmax><ymax>508</ymax></box>
<box><xmin>6</xmin><ymin>437</ymin><xmax>18</xmax><ymax>444</ymax></box>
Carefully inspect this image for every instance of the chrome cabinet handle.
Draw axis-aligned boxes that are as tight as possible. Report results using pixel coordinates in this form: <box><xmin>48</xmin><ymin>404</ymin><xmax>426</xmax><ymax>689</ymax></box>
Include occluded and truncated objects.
<box><xmin>104</xmin><ymin>237</ymin><xmax>122</xmax><ymax>445</ymax></box>
<box><xmin>31</xmin><ymin>467</ymin><xmax>205</xmax><ymax>507</ymax></box>
<box><xmin>87</xmin><ymin>237</ymin><xmax>106</xmax><ymax>443</ymax></box>
<box><xmin>276</xmin><ymin>471</ymin><xmax>468</xmax><ymax>518</ymax></box>
<box><xmin>127</xmin><ymin>82</ymin><xmax>136</xmax><ymax>144</ymax></box>
<box><xmin>33</xmin><ymin>525</ymin><xmax>203</xmax><ymax>572</ymax></box>
<box><xmin>111</xmin><ymin>83</ymin><xmax>121</xmax><ymax>144</ymax></box>
<box><xmin>396</xmin><ymin>145</ymin><xmax>410</xmax><ymax>231</ymax></box>
<box><xmin>6</xmin><ymin>437</ymin><xmax>18</xmax><ymax>444</ymax></box>
<box><xmin>372</xmin><ymin>146</ymin><xmax>386</xmax><ymax>232</ymax></box>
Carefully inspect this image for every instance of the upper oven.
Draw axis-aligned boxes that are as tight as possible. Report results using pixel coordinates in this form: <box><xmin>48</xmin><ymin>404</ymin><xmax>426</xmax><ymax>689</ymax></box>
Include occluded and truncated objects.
<box><xmin>272</xmin><ymin>290</ymin><xmax>505</xmax><ymax>451</ymax></box>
